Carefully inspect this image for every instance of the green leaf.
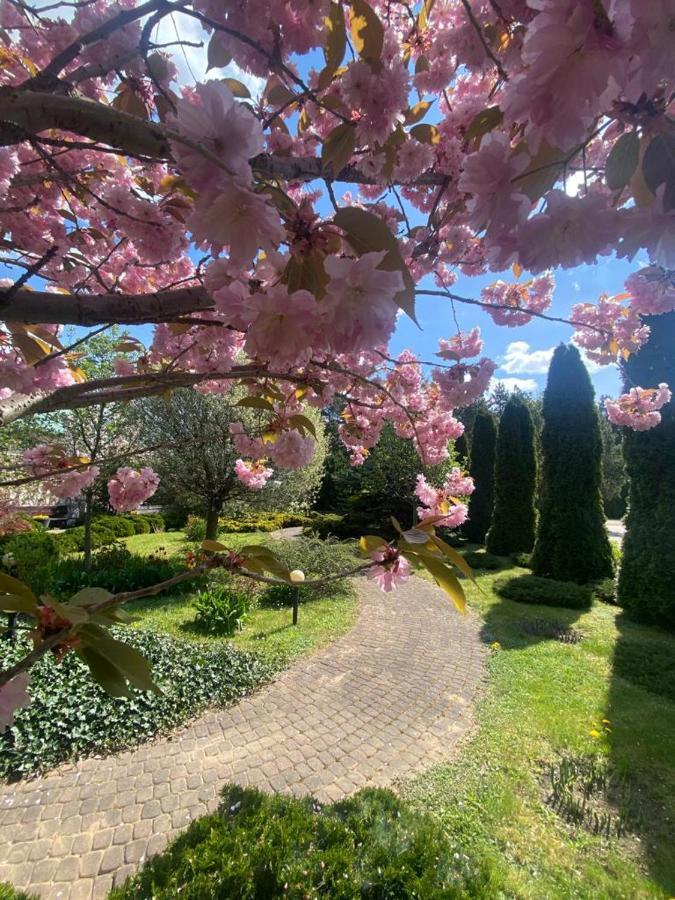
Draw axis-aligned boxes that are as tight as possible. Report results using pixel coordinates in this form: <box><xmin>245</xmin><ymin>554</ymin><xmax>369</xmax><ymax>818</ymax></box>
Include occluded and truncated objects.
<box><xmin>516</xmin><ymin>141</ymin><xmax>567</xmax><ymax>203</ymax></box>
<box><xmin>333</xmin><ymin>207</ymin><xmax>417</xmax><ymax>322</ymax></box>
<box><xmin>0</xmin><ymin>594</ymin><xmax>38</xmax><ymax>615</ymax></box>
<box><xmin>202</xmin><ymin>539</ymin><xmax>229</xmax><ymax>552</ymax></box>
<box><xmin>0</xmin><ymin>572</ymin><xmax>36</xmax><ymax>603</ymax></box>
<box><xmin>404</xmin><ymin>101</ymin><xmax>433</xmax><ymax>126</ymax></box>
<box><xmin>358</xmin><ymin>535</ymin><xmax>388</xmax><ymax>555</ymax></box>
<box><xmin>236</xmin><ymin>396</ymin><xmax>275</xmax><ymax>411</ymax></box>
<box><xmin>207</xmin><ymin>34</ymin><xmax>232</xmax><ymax>70</ymax></box>
<box><xmin>78</xmin><ymin>647</ymin><xmax>132</xmax><ymax>698</ymax></box>
<box><xmin>428</xmin><ymin>536</ymin><xmax>476</xmax><ymax>583</ymax></box>
<box><xmin>410</xmin><ymin>123</ymin><xmax>440</xmax><ymax>145</ymax></box>
<box><xmin>42</xmin><ymin>597</ymin><xmax>89</xmax><ymax>625</ymax></box>
<box><xmin>464</xmin><ymin>106</ymin><xmax>503</xmax><ymax>144</ymax></box>
<box><xmin>323</xmin><ymin>0</ymin><xmax>346</xmax><ymax>75</ymax></box>
<box><xmin>400</xmin><ymin>527</ymin><xmax>432</xmax><ymax>544</ymax></box>
<box><xmin>69</xmin><ymin>587</ymin><xmax>113</xmax><ymax>607</ymax></box>
<box><xmin>91</xmin><ymin>637</ymin><xmax>161</xmax><ymax>694</ymax></box>
<box><xmin>348</xmin><ymin>0</ymin><xmax>383</xmax><ymax>62</ymax></box>
<box><xmin>417</xmin><ymin>0</ymin><xmax>436</xmax><ymax>30</ymax></box>
<box><xmin>288</xmin><ymin>414</ymin><xmax>317</xmax><ymax>438</ymax></box>
<box><xmin>606</xmin><ymin>131</ymin><xmax>640</xmax><ymax>192</ymax></box>
<box><xmin>267</xmin><ymin>83</ymin><xmax>296</xmax><ymax>107</ymax></box>
<box><xmin>642</xmin><ymin>133</ymin><xmax>675</xmax><ymax>208</ymax></box>
<box><xmin>222</xmin><ymin>78</ymin><xmax>251</xmax><ymax>99</ymax></box>
<box><xmin>418</xmin><ymin>555</ymin><xmax>467</xmax><ymax>613</ymax></box>
<box><xmin>282</xmin><ymin>252</ymin><xmax>329</xmax><ymax>298</ymax></box>
<box><xmin>322</xmin><ymin>122</ymin><xmax>356</xmax><ymax>176</ymax></box>
<box><xmin>390</xmin><ymin>515</ymin><xmax>403</xmax><ymax>534</ymax></box>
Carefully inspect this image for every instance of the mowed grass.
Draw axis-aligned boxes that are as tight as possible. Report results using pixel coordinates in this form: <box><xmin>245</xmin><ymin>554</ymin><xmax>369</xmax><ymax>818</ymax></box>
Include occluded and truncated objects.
<box><xmin>406</xmin><ymin>560</ymin><xmax>675</xmax><ymax>898</ymax></box>
<box><xmin>122</xmin><ymin>530</ymin><xmax>358</xmax><ymax>665</ymax></box>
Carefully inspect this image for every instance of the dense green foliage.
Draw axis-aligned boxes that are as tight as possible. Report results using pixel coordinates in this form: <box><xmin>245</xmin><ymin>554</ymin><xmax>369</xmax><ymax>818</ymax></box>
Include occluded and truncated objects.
<box><xmin>532</xmin><ymin>344</ymin><xmax>613</xmax><ymax>584</ymax></box>
<box><xmin>618</xmin><ymin>312</ymin><xmax>675</xmax><ymax>630</ymax></box>
<box><xmin>265</xmin><ymin>535</ymin><xmax>358</xmax><ymax>600</ymax></box>
<box><xmin>494</xmin><ymin>574</ymin><xmax>592</xmax><ymax>610</ymax></box>
<box><xmin>193</xmin><ymin>582</ymin><xmax>255</xmax><ymax>635</ymax></box>
<box><xmin>462</xmin><ymin>550</ymin><xmax>506</xmax><ymax>571</ymax></box>
<box><xmin>486</xmin><ymin>397</ymin><xmax>537</xmax><ymax>555</ymax></box>
<box><xmin>463</xmin><ymin>411</ymin><xmax>497</xmax><ymax>543</ymax></box>
<box><xmin>111</xmin><ymin>786</ymin><xmax>493</xmax><ymax>899</ymax></box>
<box><xmin>47</xmin><ymin>544</ymin><xmax>186</xmax><ymax>598</ymax></box>
<box><xmin>598</xmin><ymin>403</ymin><xmax>628</xmax><ymax>519</ymax></box>
<box><xmin>0</xmin><ymin>629</ymin><xmax>273</xmax><ymax>779</ymax></box>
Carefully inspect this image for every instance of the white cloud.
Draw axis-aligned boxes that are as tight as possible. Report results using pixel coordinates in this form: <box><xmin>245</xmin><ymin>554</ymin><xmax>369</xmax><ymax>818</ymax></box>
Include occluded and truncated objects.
<box><xmin>500</xmin><ymin>340</ymin><xmax>602</xmax><ymax>376</ymax></box>
<box><xmin>500</xmin><ymin>341</ymin><xmax>553</xmax><ymax>374</ymax></box>
<box><xmin>490</xmin><ymin>377</ymin><xmax>539</xmax><ymax>394</ymax></box>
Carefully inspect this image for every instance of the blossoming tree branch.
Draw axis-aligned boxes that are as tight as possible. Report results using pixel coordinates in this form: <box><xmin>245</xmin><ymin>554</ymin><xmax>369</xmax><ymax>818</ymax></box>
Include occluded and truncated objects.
<box><xmin>0</xmin><ymin>0</ymin><xmax>673</xmax><ymax>714</ymax></box>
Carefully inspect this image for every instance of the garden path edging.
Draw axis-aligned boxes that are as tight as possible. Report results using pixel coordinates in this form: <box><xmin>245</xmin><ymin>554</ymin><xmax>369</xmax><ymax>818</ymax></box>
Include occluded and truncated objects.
<box><xmin>0</xmin><ymin>575</ymin><xmax>485</xmax><ymax>900</ymax></box>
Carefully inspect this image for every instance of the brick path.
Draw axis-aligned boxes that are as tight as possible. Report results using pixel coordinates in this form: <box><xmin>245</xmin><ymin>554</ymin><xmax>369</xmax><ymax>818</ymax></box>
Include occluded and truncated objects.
<box><xmin>0</xmin><ymin>576</ymin><xmax>485</xmax><ymax>899</ymax></box>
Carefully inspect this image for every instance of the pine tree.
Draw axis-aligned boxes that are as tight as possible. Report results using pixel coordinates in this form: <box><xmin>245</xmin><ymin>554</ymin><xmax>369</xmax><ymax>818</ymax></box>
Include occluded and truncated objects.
<box><xmin>531</xmin><ymin>344</ymin><xmax>613</xmax><ymax>583</ymax></box>
<box><xmin>618</xmin><ymin>312</ymin><xmax>675</xmax><ymax>629</ymax></box>
<box><xmin>486</xmin><ymin>396</ymin><xmax>537</xmax><ymax>555</ymax></box>
<box><xmin>463</xmin><ymin>411</ymin><xmax>497</xmax><ymax>543</ymax></box>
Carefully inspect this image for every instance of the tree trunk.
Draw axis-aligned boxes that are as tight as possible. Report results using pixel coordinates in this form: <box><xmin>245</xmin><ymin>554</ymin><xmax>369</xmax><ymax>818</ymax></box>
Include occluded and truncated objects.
<box><xmin>83</xmin><ymin>489</ymin><xmax>94</xmax><ymax>572</ymax></box>
<box><xmin>205</xmin><ymin>502</ymin><xmax>220</xmax><ymax>541</ymax></box>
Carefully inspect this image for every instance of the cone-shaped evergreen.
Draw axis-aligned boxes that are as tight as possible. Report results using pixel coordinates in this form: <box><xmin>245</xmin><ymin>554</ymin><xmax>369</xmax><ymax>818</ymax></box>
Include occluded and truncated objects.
<box><xmin>618</xmin><ymin>312</ymin><xmax>675</xmax><ymax>630</ymax></box>
<box><xmin>463</xmin><ymin>411</ymin><xmax>497</xmax><ymax>543</ymax></box>
<box><xmin>486</xmin><ymin>396</ymin><xmax>536</xmax><ymax>555</ymax></box>
<box><xmin>531</xmin><ymin>344</ymin><xmax>613</xmax><ymax>583</ymax></box>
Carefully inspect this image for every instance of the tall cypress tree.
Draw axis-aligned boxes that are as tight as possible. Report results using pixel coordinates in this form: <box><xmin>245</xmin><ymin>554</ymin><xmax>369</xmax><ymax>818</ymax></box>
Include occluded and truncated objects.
<box><xmin>618</xmin><ymin>312</ymin><xmax>675</xmax><ymax>629</ymax></box>
<box><xmin>463</xmin><ymin>411</ymin><xmax>497</xmax><ymax>543</ymax></box>
<box><xmin>486</xmin><ymin>396</ymin><xmax>536</xmax><ymax>555</ymax></box>
<box><xmin>454</xmin><ymin>430</ymin><xmax>469</xmax><ymax>467</ymax></box>
<box><xmin>531</xmin><ymin>344</ymin><xmax>613</xmax><ymax>583</ymax></box>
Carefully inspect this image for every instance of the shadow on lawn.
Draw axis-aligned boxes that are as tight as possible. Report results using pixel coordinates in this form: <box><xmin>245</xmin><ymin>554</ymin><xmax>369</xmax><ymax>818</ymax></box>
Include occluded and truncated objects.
<box><xmin>606</xmin><ymin>612</ymin><xmax>675</xmax><ymax>893</ymax></box>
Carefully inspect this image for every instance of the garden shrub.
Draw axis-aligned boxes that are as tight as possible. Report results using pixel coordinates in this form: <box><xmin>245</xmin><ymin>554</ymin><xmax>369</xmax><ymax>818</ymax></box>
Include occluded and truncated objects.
<box><xmin>494</xmin><ymin>574</ymin><xmax>592</xmax><ymax>610</ymax></box>
<box><xmin>618</xmin><ymin>312</ymin><xmax>675</xmax><ymax>630</ymax></box>
<box><xmin>267</xmin><ymin>535</ymin><xmax>357</xmax><ymax>598</ymax></box>
<box><xmin>92</xmin><ymin>515</ymin><xmax>136</xmax><ymax>538</ymax></box>
<box><xmin>111</xmin><ymin>785</ymin><xmax>492</xmax><ymax>900</ymax></box>
<box><xmin>1</xmin><ymin>531</ymin><xmax>60</xmax><ymax>595</ymax></box>
<box><xmin>462</xmin><ymin>550</ymin><xmax>505</xmax><ymax>571</ymax></box>
<box><xmin>531</xmin><ymin>344</ymin><xmax>613</xmax><ymax>584</ymax></box>
<box><xmin>511</xmin><ymin>552</ymin><xmax>532</xmax><ymax>568</ymax></box>
<box><xmin>48</xmin><ymin>545</ymin><xmax>185</xmax><ymax>598</ymax></box>
<box><xmin>591</xmin><ymin>578</ymin><xmax>617</xmax><ymax>605</ymax></box>
<box><xmin>260</xmin><ymin>582</ymin><xmax>298</xmax><ymax>608</ymax></box>
<box><xmin>486</xmin><ymin>397</ymin><xmax>537</xmax><ymax>556</ymax></box>
<box><xmin>303</xmin><ymin>512</ymin><xmax>346</xmax><ymax>538</ymax></box>
<box><xmin>50</xmin><ymin>524</ymin><xmax>117</xmax><ymax>556</ymax></box>
<box><xmin>194</xmin><ymin>583</ymin><xmax>254</xmax><ymax>635</ymax></box>
<box><xmin>184</xmin><ymin>515</ymin><xmax>207</xmax><ymax>542</ymax></box>
<box><xmin>0</xmin><ymin>629</ymin><xmax>273</xmax><ymax>779</ymax></box>
<box><xmin>463</xmin><ymin>411</ymin><xmax>497</xmax><ymax>543</ymax></box>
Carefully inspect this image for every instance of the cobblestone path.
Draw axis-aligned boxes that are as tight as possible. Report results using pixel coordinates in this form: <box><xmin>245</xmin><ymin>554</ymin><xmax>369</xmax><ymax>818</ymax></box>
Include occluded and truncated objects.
<box><xmin>0</xmin><ymin>576</ymin><xmax>485</xmax><ymax>899</ymax></box>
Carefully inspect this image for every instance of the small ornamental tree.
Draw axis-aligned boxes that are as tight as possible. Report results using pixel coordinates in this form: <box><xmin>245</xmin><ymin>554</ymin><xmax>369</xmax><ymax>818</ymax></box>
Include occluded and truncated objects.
<box><xmin>531</xmin><ymin>344</ymin><xmax>613</xmax><ymax>584</ymax></box>
<box><xmin>486</xmin><ymin>397</ymin><xmax>537</xmax><ymax>556</ymax></box>
<box><xmin>463</xmin><ymin>411</ymin><xmax>497</xmax><ymax>544</ymax></box>
<box><xmin>617</xmin><ymin>312</ymin><xmax>675</xmax><ymax>630</ymax></box>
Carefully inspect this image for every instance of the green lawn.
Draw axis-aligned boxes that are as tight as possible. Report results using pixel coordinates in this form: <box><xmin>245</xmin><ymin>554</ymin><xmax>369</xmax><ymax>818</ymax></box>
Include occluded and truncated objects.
<box><xmin>123</xmin><ymin>530</ymin><xmax>358</xmax><ymax>665</ymax></box>
<box><xmin>405</xmin><ymin>561</ymin><xmax>675</xmax><ymax>898</ymax></box>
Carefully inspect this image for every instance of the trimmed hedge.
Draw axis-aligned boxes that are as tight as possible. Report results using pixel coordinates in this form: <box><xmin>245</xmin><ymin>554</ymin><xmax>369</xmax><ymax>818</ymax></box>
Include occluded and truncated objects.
<box><xmin>494</xmin><ymin>574</ymin><xmax>592</xmax><ymax>610</ymax></box>
<box><xmin>110</xmin><ymin>785</ymin><xmax>493</xmax><ymax>899</ymax></box>
<box><xmin>462</xmin><ymin>550</ymin><xmax>505</xmax><ymax>571</ymax></box>
<box><xmin>0</xmin><ymin>629</ymin><xmax>273</xmax><ymax>779</ymax></box>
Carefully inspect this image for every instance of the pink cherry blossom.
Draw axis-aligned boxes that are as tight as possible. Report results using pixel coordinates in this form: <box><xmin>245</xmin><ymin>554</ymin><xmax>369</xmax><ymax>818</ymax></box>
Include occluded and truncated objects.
<box><xmin>367</xmin><ymin>546</ymin><xmax>411</xmax><ymax>593</ymax></box>
<box><xmin>234</xmin><ymin>458</ymin><xmax>273</xmax><ymax>490</ymax></box>
<box><xmin>169</xmin><ymin>80</ymin><xmax>264</xmax><ymax>190</ymax></box>
<box><xmin>107</xmin><ymin>467</ymin><xmax>160</xmax><ymax>513</ymax></box>
<box><xmin>625</xmin><ymin>269</ymin><xmax>675</xmax><ymax>317</ymax></box>
<box><xmin>414</xmin><ymin>469</ymin><xmax>475</xmax><ymax>528</ymax></box>
<box><xmin>604</xmin><ymin>384</ymin><xmax>672</xmax><ymax>431</ymax></box>
<box><xmin>323</xmin><ymin>251</ymin><xmax>403</xmax><ymax>353</ymax></box>
<box><xmin>480</xmin><ymin>273</ymin><xmax>554</xmax><ymax>326</ymax></box>
<box><xmin>244</xmin><ymin>287</ymin><xmax>325</xmax><ymax>368</ymax></box>
<box><xmin>267</xmin><ymin>430</ymin><xmax>315</xmax><ymax>469</ymax></box>
<box><xmin>437</xmin><ymin>327</ymin><xmax>484</xmax><ymax>360</ymax></box>
<box><xmin>572</xmin><ymin>293</ymin><xmax>650</xmax><ymax>363</ymax></box>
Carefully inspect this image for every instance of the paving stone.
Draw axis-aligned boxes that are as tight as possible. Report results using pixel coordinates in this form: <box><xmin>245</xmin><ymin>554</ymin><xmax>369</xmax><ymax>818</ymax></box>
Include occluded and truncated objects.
<box><xmin>0</xmin><ymin>577</ymin><xmax>484</xmax><ymax>900</ymax></box>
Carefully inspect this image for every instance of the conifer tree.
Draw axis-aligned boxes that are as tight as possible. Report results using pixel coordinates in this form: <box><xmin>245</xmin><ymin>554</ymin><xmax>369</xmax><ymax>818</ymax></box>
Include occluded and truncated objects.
<box><xmin>486</xmin><ymin>396</ymin><xmax>537</xmax><ymax>555</ymax></box>
<box><xmin>531</xmin><ymin>344</ymin><xmax>613</xmax><ymax>583</ymax></box>
<box><xmin>618</xmin><ymin>313</ymin><xmax>675</xmax><ymax>629</ymax></box>
<box><xmin>463</xmin><ymin>411</ymin><xmax>497</xmax><ymax>544</ymax></box>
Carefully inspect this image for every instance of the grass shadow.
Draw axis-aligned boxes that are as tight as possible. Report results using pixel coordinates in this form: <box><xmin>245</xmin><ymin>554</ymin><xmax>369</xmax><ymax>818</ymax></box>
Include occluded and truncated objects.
<box><xmin>606</xmin><ymin>611</ymin><xmax>675</xmax><ymax>893</ymax></box>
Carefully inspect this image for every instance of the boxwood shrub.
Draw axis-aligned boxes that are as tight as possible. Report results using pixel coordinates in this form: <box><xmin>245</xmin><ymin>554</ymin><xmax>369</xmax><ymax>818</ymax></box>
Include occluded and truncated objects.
<box><xmin>0</xmin><ymin>629</ymin><xmax>273</xmax><ymax>779</ymax></box>
<box><xmin>494</xmin><ymin>574</ymin><xmax>592</xmax><ymax>610</ymax></box>
<box><xmin>111</xmin><ymin>785</ymin><xmax>493</xmax><ymax>900</ymax></box>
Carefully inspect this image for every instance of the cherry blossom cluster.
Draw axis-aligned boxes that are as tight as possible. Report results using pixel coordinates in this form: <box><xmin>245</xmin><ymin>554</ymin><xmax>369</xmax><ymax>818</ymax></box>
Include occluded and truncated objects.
<box><xmin>414</xmin><ymin>469</ymin><xmax>475</xmax><ymax>529</ymax></box>
<box><xmin>107</xmin><ymin>467</ymin><xmax>160</xmax><ymax>513</ymax></box>
<box><xmin>604</xmin><ymin>384</ymin><xmax>672</xmax><ymax>431</ymax></box>
<box><xmin>22</xmin><ymin>445</ymin><xmax>100</xmax><ymax>501</ymax></box>
<box><xmin>233</xmin><ymin>459</ymin><xmax>273</xmax><ymax>491</ymax></box>
<box><xmin>367</xmin><ymin>546</ymin><xmax>412</xmax><ymax>593</ymax></box>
